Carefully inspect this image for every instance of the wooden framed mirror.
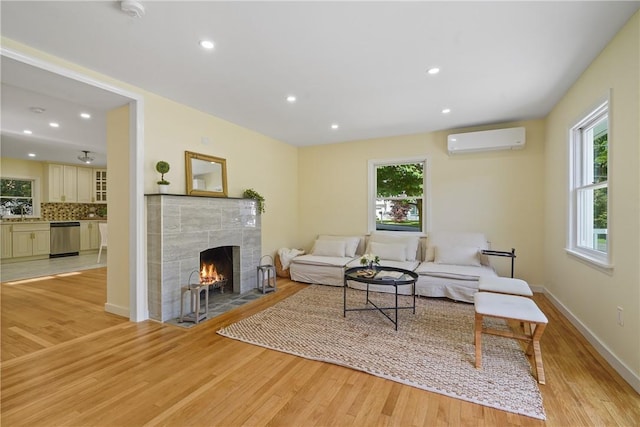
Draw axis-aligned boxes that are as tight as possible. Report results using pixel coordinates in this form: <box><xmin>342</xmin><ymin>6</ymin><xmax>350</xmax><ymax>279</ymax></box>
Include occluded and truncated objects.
<box><xmin>185</xmin><ymin>151</ymin><xmax>228</xmax><ymax>197</ymax></box>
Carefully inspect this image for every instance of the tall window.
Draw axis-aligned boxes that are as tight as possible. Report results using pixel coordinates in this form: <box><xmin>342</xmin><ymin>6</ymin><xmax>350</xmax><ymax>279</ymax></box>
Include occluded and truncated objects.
<box><xmin>368</xmin><ymin>158</ymin><xmax>429</xmax><ymax>233</ymax></box>
<box><xmin>0</xmin><ymin>178</ymin><xmax>39</xmax><ymax>218</ymax></box>
<box><xmin>568</xmin><ymin>101</ymin><xmax>610</xmax><ymax>267</ymax></box>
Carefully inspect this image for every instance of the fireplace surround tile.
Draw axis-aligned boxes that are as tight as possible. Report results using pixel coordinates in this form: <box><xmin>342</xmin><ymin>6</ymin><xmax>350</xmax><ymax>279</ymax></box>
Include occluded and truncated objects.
<box><xmin>146</xmin><ymin>195</ymin><xmax>261</xmax><ymax>321</ymax></box>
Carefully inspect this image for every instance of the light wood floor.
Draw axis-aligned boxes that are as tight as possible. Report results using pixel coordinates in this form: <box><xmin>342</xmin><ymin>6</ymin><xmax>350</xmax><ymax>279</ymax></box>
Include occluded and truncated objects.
<box><xmin>1</xmin><ymin>268</ymin><xmax>639</xmax><ymax>426</ymax></box>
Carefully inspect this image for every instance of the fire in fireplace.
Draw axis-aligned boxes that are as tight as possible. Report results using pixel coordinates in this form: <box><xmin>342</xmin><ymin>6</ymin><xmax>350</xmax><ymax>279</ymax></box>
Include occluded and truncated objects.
<box><xmin>199</xmin><ymin>246</ymin><xmax>234</xmax><ymax>293</ymax></box>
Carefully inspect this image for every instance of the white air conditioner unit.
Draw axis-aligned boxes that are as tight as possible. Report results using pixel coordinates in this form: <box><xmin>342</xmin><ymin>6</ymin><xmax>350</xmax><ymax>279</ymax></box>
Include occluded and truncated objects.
<box><xmin>447</xmin><ymin>127</ymin><xmax>525</xmax><ymax>154</ymax></box>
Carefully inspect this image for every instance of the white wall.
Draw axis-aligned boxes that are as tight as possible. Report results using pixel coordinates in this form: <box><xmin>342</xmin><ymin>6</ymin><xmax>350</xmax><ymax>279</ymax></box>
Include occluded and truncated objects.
<box><xmin>544</xmin><ymin>12</ymin><xmax>639</xmax><ymax>387</ymax></box>
<box><xmin>298</xmin><ymin>119</ymin><xmax>546</xmax><ymax>284</ymax></box>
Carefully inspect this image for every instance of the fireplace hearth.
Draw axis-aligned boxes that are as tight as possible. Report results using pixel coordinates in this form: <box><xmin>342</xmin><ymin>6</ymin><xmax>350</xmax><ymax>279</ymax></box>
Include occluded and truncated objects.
<box><xmin>146</xmin><ymin>195</ymin><xmax>261</xmax><ymax>322</ymax></box>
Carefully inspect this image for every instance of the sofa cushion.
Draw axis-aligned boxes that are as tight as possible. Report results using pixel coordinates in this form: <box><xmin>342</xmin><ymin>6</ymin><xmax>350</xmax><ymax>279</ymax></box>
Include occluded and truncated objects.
<box><xmin>368</xmin><ymin>232</ymin><xmax>420</xmax><ymax>261</ymax></box>
<box><xmin>425</xmin><ymin>231</ymin><xmax>489</xmax><ymax>263</ymax></box>
<box><xmin>317</xmin><ymin>235</ymin><xmax>361</xmax><ymax>257</ymax></box>
<box><xmin>434</xmin><ymin>245</ymin><xmax>481</xmax><ymax>266</ymax></box>
<box><xmin>368</xmin><ymin>241</ymin><xmax>407</xmax><ymax>262</ymax></box>
<box><xmin>312</xmin><ymin>239</ymin><xmax>346</xmax><ymax>257</ymax></box>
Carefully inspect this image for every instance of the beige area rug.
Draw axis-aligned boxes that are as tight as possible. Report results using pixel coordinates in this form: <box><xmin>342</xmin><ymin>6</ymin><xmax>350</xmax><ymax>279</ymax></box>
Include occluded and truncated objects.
<box><xmin>218</xmin><ymin>285</ymin><xmax>546</xmax><ymax>420</ymax></box>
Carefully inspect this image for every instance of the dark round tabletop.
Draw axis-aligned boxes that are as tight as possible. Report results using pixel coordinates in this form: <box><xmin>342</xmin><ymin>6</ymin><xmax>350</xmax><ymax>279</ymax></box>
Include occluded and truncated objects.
<box><xmin>344</xmin><ymin>265</ymin><xmax>418</xmax><ymax>285</ymax></box>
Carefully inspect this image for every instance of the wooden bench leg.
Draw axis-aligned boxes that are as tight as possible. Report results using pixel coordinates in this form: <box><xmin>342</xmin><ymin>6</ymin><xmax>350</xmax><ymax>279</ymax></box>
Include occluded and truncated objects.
<box><xmin>531</xmin><ymin>323</ymin><xmax>547</xmax><ymax>384</ymax></box>
<box><xmin>474</xmin><ymin>312</ymin><xmax>483</xmax><ymax>368</ymax></box>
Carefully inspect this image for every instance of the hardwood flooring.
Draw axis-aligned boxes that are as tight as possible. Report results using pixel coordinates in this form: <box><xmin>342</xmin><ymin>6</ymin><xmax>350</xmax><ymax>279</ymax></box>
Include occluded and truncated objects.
<box><xmin>2</xmin><ymin>268</ymin><xmax>639</xmax><ymax>426</ymax></box>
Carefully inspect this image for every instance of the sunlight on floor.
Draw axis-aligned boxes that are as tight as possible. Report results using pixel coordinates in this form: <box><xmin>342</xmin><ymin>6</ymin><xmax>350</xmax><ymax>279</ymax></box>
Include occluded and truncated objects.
<box><xmin>1</xmin><ymin>253</ymin><xmax>106</xmax><ymax>282</ymax></box>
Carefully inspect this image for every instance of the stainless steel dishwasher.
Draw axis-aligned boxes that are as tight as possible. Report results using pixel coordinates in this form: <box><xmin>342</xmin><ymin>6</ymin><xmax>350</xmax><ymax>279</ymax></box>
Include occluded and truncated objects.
<box><xmin>50</xmin><ymin>222</ymin><xmax>80</xmax><ymax>258</ymax></box>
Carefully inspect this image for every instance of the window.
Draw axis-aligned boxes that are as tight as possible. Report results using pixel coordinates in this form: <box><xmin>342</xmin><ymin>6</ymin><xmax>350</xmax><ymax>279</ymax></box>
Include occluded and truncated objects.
<box><xmin>0</xmin><ymin>177</ymin><xmax>40</xmax><ymax>219</ymax></box>
<box><xmin>568</xmin><ymin>100</ymin><xmax>611</xmax><ymax>267</ymax></box>
<box><xmin>368</xmin><ymin>158</ymin><xmax>429</xmax><ymax>234</ymax></box>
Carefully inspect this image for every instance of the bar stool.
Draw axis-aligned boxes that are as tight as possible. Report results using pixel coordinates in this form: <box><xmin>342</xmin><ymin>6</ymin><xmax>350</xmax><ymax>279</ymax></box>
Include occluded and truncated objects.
<box><xmin>257</xmin><ymin>255</ymin><xmax>277</xmax><ymax>293</ymax></box>
<box><xmin>179</xmin><ymin>283</ymin><xmax>208</xmax><ymax>324</ymax></box>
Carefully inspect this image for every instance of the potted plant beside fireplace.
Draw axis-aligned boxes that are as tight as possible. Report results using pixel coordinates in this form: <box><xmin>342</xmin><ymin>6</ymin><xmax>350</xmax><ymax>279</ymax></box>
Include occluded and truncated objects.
<box><xmin>243</xmin><ymin>188</ymin><xmax>265</xmax><ymax>214</ymax></box>
<box><xmin>156</xmin><ymin>161</ymin><xmax>170</xmax><ymax>193</ymax></box>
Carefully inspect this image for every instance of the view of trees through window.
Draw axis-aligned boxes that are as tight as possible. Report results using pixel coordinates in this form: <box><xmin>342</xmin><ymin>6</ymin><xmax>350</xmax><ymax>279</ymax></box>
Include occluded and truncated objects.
<box><xmin>593</xmin><ymin>129</ymin><xmax>608</xmax><ymax>231</ymax></box>
<box><xmin>375</xmin><ymin>162</ymin><xmax>424</xmax><ymax>232</ymax></box>
<box><xmin>572</xmin><ymin>105</ymin><xmax>609</xmax><ymax>258</ymax></box>
<box><xmin>0</xmin><ymin>178</ymin><xmax>34</xmax><ymax>217</ymax></box>
<box><xmin>589</xmin><ymin>122</ymin><xmax>608</xmax><ymax>252</ymax></box>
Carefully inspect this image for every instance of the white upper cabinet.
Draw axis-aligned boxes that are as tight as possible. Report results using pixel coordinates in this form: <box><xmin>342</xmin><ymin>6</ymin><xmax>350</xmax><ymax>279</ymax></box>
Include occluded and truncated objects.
<box><xmin>44</xmin><ymin>164</ymin><xmax>78</xmax><ymax>203</ymax></box>
<box><xmin>43</xmin><ymin>164</ymin><xmax>102</xmax><ymax>203</ymax></box>
<box><xmin>77</xmin><ymin>167</ymin><xmax>94</xmax><ymax>203</ymax></box>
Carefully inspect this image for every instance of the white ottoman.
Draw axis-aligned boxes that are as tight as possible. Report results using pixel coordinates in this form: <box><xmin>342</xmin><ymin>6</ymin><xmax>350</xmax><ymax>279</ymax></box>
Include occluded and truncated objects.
<box><xmin>478</xmin><ymin>276</ymin><xmax>533</xmax><ymax>297</ymax></box>
<box><xmin>474</xmin><ymin>291</ymin><xmax>549</xmax><ymax>384</ymax></box>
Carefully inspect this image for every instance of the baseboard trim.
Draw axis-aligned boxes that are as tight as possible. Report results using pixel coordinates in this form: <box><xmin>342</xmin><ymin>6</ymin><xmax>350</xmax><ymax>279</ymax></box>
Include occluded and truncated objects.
<box><xmin>104</xmin><ymin>303</ymin><xmax>130</xmax><ymax>318</ymax></box>
<box><xmin>544</xmin><ymin>288</ymin><xmax>640</xmax><ymax>394</ymax></box>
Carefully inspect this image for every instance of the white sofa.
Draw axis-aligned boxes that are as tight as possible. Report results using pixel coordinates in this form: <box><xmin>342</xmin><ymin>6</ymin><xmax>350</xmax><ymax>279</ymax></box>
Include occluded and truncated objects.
<box><xmin>414</xmin><ymin>231</ymin><xmax>498</xmax><ymax>302</ymax></box>
<box><xmin>290</xmin><ymin>231</ymin><xmax>498</xmax><ymax>302</ymax></box>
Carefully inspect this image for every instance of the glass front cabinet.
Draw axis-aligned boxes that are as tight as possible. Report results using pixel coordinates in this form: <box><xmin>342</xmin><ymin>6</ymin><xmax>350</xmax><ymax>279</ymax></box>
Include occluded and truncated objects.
<box><xmin>94</xmin><ymin>169</ymin><xmax>107</xmax><ymax>203</ymax></box>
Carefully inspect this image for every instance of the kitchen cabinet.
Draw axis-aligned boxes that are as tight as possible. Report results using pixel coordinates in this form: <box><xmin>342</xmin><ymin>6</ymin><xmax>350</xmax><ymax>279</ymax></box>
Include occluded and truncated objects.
<box><xmin>43</xmin><ymin>163</ymin><xmax>106</xmax><ymax>204</ymax></box>
<box><xmin>44</xmin><ymin>164</ymin><xmax>78</xmax><ymax>202</ymax></box>
<box><xmin>80</xmin><ymin>221</ymin><xmax>101</xmax><ymax>250</ymax></box>
<box><xmin>94</xmin><ymin>169</ymin><xmax>107</xmax><ymax>203</ymax></box>
<box><xmin>77</xmin><ymin>167</ymin><xmax>94</xmax><ymax>203</ymax></box>
<box><xmin>11</xmin><ymin>223</ymin><xmax>50</xmax><ymax>258</ymax></box>
<box><xmin>1</xmin><ymin>224</ymin><xmax>12</xmax><ymax>259</ymax></box>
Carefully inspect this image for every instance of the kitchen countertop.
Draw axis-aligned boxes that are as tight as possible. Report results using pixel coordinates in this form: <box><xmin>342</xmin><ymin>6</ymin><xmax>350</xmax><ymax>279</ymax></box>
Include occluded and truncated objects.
<box><xmin>1</xmin><ymin>218</ymin><xmax>106</xmax><ymax>224</ymax></box>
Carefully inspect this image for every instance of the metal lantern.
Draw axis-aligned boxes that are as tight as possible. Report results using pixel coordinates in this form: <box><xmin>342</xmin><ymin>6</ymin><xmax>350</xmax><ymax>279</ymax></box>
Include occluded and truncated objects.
<box><xmin>256</xmin><ymin>255</ymin><xmax>277</xmax><ymax>293</ymax></box>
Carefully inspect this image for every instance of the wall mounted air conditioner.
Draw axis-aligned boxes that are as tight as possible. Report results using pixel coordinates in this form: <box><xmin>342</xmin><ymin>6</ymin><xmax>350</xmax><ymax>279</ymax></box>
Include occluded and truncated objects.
<box><xmin>447</xmin><ymin>127</ymin><xmax>525</xmax><ymax>155</ymax></box>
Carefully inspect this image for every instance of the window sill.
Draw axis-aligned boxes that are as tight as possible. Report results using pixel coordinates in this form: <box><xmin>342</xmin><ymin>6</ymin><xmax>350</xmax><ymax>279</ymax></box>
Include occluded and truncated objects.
<box><xmin>565</xmin><ymin>248</ymin><xmax>614</xmax><ymax>274</ymax></box>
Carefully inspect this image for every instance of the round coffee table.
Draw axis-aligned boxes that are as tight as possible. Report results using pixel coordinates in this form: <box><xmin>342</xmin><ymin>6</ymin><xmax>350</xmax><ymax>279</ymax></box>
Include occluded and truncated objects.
<box><xmin>343</xmin><ymin>266</ymin><xmax>418</xmax><ymax>330</ymax></box>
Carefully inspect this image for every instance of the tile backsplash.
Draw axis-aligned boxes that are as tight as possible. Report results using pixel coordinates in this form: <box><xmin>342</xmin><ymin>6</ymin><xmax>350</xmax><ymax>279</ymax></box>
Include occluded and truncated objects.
<box><xmin>40</xmin><ymin>203</ymin><xmax>107</xmax><ymax>221</ymax></box>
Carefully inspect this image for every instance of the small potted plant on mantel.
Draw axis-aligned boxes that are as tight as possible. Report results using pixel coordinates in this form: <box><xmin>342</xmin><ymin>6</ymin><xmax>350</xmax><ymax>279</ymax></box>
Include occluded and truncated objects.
<box><xmin>156</xmin><ymin>161</ymin><xmax>170</xmax><ymax>194</ymax></box>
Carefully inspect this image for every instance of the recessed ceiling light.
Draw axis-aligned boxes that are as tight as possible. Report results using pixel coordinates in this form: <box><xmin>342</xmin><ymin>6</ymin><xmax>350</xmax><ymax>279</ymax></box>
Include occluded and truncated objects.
<box><xmin>441</xmin><ymin>108</ymin><xmax>451</xmax><ymax>114</ymax></box>
<box><xmin>29</xmin><ymin>106</ymin><xmax>45</xmax><ymax>114</ymax></box>
<box><xmin>28</xmin><ymin>153</ymin><xmax>36</xmax><ymax>157</ymax></box>
<box><xmin>331</xmin><ymin>123</ymin><xmax>339</xmax><ymax>130</ymax></box>
<box><xmin>80</xmin><ymin>112</ymin><xmax>91</xmax><ymax>119</ymax></box>
<box><xmin>199</xmin><ymin>40</ymin><xmax>214</xmax><ymax>50</ymax></box>
<box><xmin>286</xmin><ymin>95</ymin><xmax>297</xmax><ymax>103</ymax></box>
<box><xmin>49</xmin><ymin>122</ymin><xmax>60</xmax><ymax>128</ymax></box>
<box><xmin>23</xmin><ymin>129</ymin><xmax>32</xmax><ymax>134</ymax></box>
<box><xmin>427</xmin><ymin>67</ymin><xmax>440</xmax><ymax>75</ymax></box>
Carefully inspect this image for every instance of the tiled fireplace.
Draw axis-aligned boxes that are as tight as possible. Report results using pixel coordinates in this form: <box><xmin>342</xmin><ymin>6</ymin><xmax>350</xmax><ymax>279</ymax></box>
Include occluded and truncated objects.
<box><xmin>146</xmin><ymin>195</ymin><xmax>261</xmax><ymax>322</ymax></box>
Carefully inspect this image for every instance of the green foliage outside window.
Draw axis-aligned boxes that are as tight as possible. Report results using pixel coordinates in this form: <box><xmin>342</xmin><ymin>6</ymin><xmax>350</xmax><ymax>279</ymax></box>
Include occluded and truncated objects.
<box><xmin>593</xmin><ymin>133</ymin><xmax>608</xmax><ymax>229</ymax></box>
<box><xmin>0</xmin><ymin>178</ymin><xmax>34</xmax><ymax>216</ymax></box>
<box><xmin>376</xmin><ymin>163</ymin><xmax>424</xmax><ymax>231</ymax></box>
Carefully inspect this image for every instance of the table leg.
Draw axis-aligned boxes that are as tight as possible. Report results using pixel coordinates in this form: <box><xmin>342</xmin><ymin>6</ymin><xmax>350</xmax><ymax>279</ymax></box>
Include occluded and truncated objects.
<box><xmin>395</xmin><ymin>285</ymin><xmax>399</xmax><ymax>331</ymax></box>
<box><xmin>412</xmin><ymin>281</ymin><xmax>416</xmax><ymax>314</ymax></box>
<box><xmin>343</xmin><ymin>277</ymin><xmax>347</xmax><ymax>317</ymax></box>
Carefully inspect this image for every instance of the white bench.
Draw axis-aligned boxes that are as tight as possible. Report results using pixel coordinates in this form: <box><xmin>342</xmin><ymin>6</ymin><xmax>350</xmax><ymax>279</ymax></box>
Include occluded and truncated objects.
<box><xmin>478</xmin><ymin>276</ymin><xmax>532</xmax><ymax>297</ymax></box>
<box><xmin>474</xmin><ymin>291</ymin><xmax>549</xmax><ymax>384</ymax></box>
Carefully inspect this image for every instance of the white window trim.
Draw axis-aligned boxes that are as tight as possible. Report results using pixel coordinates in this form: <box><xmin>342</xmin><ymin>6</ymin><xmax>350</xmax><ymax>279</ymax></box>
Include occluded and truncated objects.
<box><xmin>367</xmin><ymin>156</ymin><xmax>431</xmax><ymax>235</ymax></box>
<box><xmin>566</xmin><ymin>94</ymin><xmax>613</xmax><ymax>270</ymax></box>
<box><xmin>0</xmin><ymin>175</ymin><xmax>41</xmax><ymax>219</ymax></box>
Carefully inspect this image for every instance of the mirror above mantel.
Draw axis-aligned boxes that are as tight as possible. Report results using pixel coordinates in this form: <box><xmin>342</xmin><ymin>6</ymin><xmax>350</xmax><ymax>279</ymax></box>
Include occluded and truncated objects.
<box><xmin>185</xmin><ymin>151</ymin><xmax>228</xmax><ymax>197</ymax></box>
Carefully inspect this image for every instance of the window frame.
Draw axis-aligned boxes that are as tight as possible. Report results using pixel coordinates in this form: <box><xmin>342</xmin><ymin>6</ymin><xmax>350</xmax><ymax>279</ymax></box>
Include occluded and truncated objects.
<box><xmin>566</xmin><ymin>97</ymin><xmax>613</xmax><ymax>270</ymax></box>
<box><xmin>0</xmin><ymin>176</ymin><xmax>41</xmax><ymax>219</ymax></box>
<box><xmin>367</xmin><ymin>156</ymin><xmax>430</xmax><ymax>235</ymax></box>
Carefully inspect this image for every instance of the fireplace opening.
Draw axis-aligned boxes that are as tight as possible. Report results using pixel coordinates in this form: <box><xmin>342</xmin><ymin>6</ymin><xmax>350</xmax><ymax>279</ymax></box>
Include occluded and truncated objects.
<box><xmin>199</xmin><ymin>246</ymin><xmax>234</xmax><ymax>294</ymax></box>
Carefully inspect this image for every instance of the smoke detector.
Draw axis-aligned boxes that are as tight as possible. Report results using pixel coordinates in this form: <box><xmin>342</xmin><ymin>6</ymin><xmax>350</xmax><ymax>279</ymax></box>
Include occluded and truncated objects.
<box><xmin>120</xmin><ymin>0</ymin><xmax>145</xmax><ymax>18</ymax></box>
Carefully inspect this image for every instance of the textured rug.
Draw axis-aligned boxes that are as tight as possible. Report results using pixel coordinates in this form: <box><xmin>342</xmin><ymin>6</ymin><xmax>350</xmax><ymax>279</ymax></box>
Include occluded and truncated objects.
<box><xmin>218</xmin><ymin>285</ymin><xmax>545</xmax><ymax>419</ymax></box>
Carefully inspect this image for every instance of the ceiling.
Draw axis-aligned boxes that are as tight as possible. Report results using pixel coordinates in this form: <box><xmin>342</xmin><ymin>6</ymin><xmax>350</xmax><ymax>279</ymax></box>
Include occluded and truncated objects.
<box><xmin>1</xmin><ymin>1</ymin><xmax>638</xmax><ymax>164</ymax></box>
